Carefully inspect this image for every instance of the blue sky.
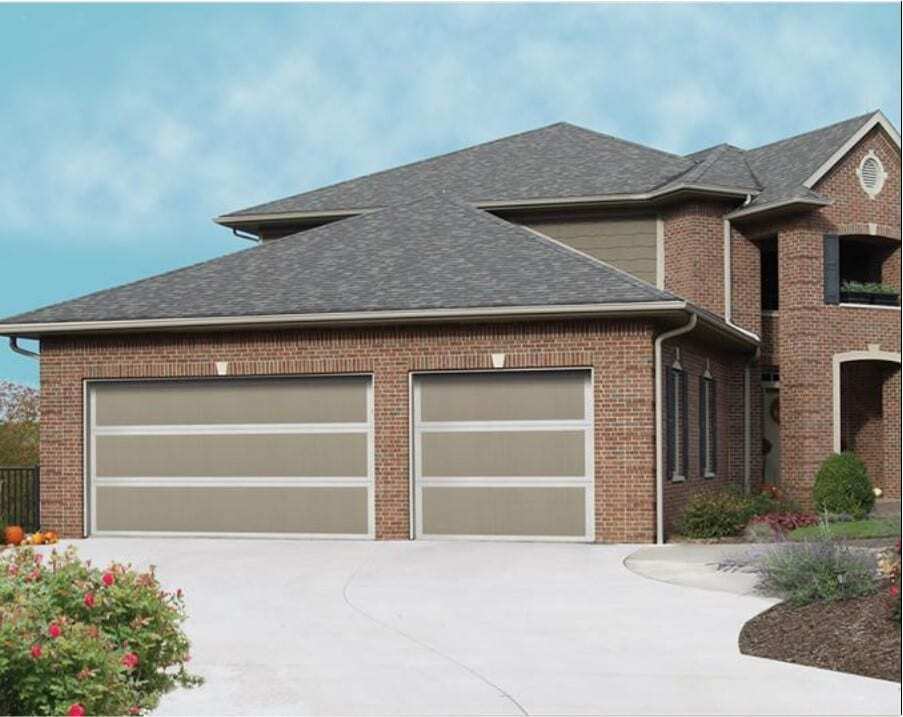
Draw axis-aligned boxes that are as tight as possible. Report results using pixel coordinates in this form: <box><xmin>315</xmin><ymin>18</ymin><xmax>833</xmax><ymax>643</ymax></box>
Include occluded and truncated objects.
<box><xmin>1</xmin><ymin>3</ymin><xmax>900</xmax><ymax>385</ymax></box>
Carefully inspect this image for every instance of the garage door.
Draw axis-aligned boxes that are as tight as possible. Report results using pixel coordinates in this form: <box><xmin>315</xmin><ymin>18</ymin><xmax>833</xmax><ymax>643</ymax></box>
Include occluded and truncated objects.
<box><xmin>412</xmin><ymin>370</ymin><xmax>594</xmax><ymax>541</ymax></box>
<box><xmin>87</xmin><ymin>376</ymin><xmax>373</xmax><ymax>538</ymax></box>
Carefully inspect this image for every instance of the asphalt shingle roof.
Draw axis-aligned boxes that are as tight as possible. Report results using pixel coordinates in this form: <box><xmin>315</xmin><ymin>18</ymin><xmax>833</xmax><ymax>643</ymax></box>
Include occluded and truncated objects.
<box><xmin>226</xmin><ymin>123</ymin><xmax>697</xmax><ymax>217</ymax></box>
<box><xmin>3</xmin><ymin>195</ymin><xmax>675</xmax><ymax>325</ymax></box>
<box><xmin>222</xmin><ymin>111</ymin><xmax>889</xmax><ymax>220</ymax></box>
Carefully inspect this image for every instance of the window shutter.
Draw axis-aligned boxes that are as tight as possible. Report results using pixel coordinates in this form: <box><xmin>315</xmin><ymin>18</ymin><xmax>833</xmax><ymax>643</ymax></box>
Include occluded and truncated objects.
<box><xmin>824</xmin><ymin>234</ymin><xmax>840</xmax><ymax>304</ymax></box>
<box><xmin>710</xmin><ymin>379</ymin><xmax>717</xmax><ymax>474</ymax></box>
<box><xmin>680</xmin><ymin>372</ymin><xmax>689</xmax><ymax>478</ymax></box>
<box><xmin>666</xmin><ymin>369</ymin><xmax>675</xmax><ymax>479</ymax></box>
<box><xmin>699</xmin><ymin>378</ymin><xmax>706</xmax><ymax>476</ymax></box>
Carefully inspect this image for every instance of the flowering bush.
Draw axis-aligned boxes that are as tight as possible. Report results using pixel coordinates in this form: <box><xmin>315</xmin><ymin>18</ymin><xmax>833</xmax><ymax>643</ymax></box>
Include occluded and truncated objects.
<box><xmin>879</xmin><ymin>540</ymin><xmax>901</xmax><ymax>623</ymax></box>
<box><xmin>0</xmin><ymin>546</ymin><xmax>201</xmax><ymax>715</ymax></box>
<box><xmin>749</xmin><ymin>512</ymin><xmax>819</xmax><ymax>534</ymax></box>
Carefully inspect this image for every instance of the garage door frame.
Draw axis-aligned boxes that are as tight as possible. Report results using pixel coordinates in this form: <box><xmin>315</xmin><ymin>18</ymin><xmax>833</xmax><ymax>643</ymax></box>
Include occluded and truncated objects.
<box><xmin>409</xmin><ymin>368</ymin><xmax>595</xmax><ymax>542</ymax></box>
<box><xmin>84</xmin><ymin>374</ymin><xmax>375</xmax><ymax>540</ymax></box>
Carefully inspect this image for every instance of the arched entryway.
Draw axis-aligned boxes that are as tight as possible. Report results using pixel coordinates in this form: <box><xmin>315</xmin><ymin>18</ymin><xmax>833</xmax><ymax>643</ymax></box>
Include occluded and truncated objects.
<box><xmin>832</xmin><ymin>348</ymin><xmax>901</xmax><ymax>497</ymax></box>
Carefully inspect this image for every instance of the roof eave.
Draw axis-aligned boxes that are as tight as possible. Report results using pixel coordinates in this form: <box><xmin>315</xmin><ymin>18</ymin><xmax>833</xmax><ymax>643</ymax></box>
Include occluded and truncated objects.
<box><xmin>724</xmin><ymin>197</ymin><xmax>833</xmax><ymax>222</ymax></box>
<box><xmin>215</xmin><ymin>184</ymin><xmax>759</xmax><ymax>228</ymax></box>
<box><xmin>0</xmin><ymin>301</ymin><xmax>690</xmax><ymax>339</ymax></box>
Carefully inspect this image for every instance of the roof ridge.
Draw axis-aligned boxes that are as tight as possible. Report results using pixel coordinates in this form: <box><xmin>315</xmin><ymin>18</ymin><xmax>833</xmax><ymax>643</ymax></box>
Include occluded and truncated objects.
<box><xmin>747</xmin><ymin>111</ymin><xmax>876</xmax><ymax>153</ymax></box>
<box><xmin>557</xmin><ymin>122</ymin><xmax>692</xmax><ymax>162</ymax></box>
<box><xmin>225</xmin><ymin>122</ymin><xmax>573</xmax><ymax>216</ymax></box>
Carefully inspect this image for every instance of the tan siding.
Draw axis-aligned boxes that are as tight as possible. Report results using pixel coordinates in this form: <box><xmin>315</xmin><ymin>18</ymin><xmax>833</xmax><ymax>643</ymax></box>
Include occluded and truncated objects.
<box><xmin>521</xmin><ymin>217</ymin><xmax>658</xmax><ymax>284</ymax></box>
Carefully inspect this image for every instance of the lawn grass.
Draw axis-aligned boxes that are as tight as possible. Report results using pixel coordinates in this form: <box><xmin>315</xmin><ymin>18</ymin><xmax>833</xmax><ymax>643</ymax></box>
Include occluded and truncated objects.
<box><xmin>789</xmin><ymin>517</ymin><xmax>901</xmax><ymax>541</ymax></box>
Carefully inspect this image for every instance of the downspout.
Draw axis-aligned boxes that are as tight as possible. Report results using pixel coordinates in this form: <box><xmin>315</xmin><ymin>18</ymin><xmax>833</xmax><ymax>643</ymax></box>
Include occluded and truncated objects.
<box><xmin>743</xmin><ymin>346</ymin><xmax>761</xmax><ymax>495</ymax></box>
<box><xmin>654</xmin><ymin>312</ymin><xmax>697</xmax><ymax>545</ymax></box>
<box><xmin>9</xmin><ymin>337</ymin><xmax>39</xmax><ymax>359</ymax></box>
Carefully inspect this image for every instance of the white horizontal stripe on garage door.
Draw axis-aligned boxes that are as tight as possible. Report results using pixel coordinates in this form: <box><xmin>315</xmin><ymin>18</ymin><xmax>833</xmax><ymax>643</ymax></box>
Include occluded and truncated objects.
<box><xmin>87</xmin><ymin>376</ymin><xmax>374</xmax><ymax>539</ymax></box>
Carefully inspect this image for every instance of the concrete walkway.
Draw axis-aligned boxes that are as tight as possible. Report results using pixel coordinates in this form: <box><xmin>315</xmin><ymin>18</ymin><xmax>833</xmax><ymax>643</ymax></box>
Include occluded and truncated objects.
<box><xmin>40</xmin><ymin>538</ymin><xmax>900</xmax><ymax>716</ymax></box>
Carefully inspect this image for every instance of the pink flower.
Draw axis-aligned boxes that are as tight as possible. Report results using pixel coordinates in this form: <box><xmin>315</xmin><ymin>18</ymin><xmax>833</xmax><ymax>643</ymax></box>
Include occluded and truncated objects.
<box><xmin>83</xmin><ymin>592</ymin><xmax>95</xmax><ymax>608</ymax></box>
<box><xmin>67</xmin><ymin>704</ymin><xmax>86</xmax><ymax>717</ymax></box>
<box><xmin>31</xmin><ymin>643</ymin><xmax>42</xmax><ymax>659</ymax></box>
<box><xmin>7</xmin><ymin>564</ymin><xmax>17</xmax><ymax>576</ymax></box>
<box><xmin>49</xmin><ymin>623</ymin><xmax>62</xmax><ymax>639</ymax></box>
<box><xmin>34</xmin><ymin>553</ymin><xmax>43</xmax><ymax>564</ymax></box>
<box><xmin>890</xmin><ymin>584</ymin><xmax>900</xmax><ymax>598</ymax></box>
<box><xmin>122</xmin><ymin>652</ymin><xmax>139</xmax><ymax>670</ymax></box>
<box><xmin>128</xmin><ymin>707</ymin><xmax>141</xmax><ymax>716</ymax></box>
<box><xmin>102</xmin><ymin>572</ymin><xmax>115</xmax><ymax>587</ymax></box>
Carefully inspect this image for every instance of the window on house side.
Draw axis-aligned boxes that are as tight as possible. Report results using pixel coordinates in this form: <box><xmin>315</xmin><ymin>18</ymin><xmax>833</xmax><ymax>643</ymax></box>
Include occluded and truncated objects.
<box><xmin>667</xmin><ymin>366</ymin><xmax>688</xmax><ymax>481</ymax></box>
<box><xmin>760</xmin><ymin>238</ymin><xmax>778</xmax><ymax>311</ymax></box>
<box><xmin>700</xmin><ymin>375</ymin><xmax>717</xmax><ymax>478</ymax></box>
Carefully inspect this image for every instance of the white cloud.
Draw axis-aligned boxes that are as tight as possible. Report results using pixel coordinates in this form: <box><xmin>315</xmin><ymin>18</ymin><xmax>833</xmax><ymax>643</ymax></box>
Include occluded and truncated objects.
<box><xmin>0</xmin><ymin>4</ymin><xmax>898</xmax><ymax>246</ymax></box>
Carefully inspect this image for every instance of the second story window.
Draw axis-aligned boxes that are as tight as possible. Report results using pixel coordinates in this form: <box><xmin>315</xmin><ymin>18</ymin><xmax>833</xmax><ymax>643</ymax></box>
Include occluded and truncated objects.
<box><xmin>699</xmin><ymin>372</ymin><xmax>717</xmax><ymax>478</ymax></box>
<box><xmin>824</xmin><ymin>234</ymin><xmax>899</xmax><ymax>307</ymax></box>
<box><xmin>760</xmin><ymin>237</ymin><xmax>779</xmax><ymax>311</ymax></box>
<box><xmin>666</xmin><ymin>359</ymin><xmax>688</xmax><ymax>481</ymax></box>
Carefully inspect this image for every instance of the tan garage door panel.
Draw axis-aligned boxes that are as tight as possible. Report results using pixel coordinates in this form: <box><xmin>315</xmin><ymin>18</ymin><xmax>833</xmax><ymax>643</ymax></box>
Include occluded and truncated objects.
<box><xmin>95</xmin><ymin>486</ymin><xmax>368</xmax><ymax>534</ymax></box>
<box><xmin>419</xmin><ymin>371</ymin><xmax>586</xmax><ymax>422</ymax></box>
<box><xmin>94</xmin><ymin>376</ymin><xmax>368</xmax><ymax>426</ymax></box>
<box><xmin>95</xmin><ymin>433</ymin><xmax>368</xmax><ymax>478</ymax></box>
<box><xmin>420</xmin><ymin>431</ymin><xmax>586</xmax><ymax>477</ymax></box>
<box><xmin>421</xmin><ymin>487</ymin><xmax>585</xmax><ymax>537</ymax></box>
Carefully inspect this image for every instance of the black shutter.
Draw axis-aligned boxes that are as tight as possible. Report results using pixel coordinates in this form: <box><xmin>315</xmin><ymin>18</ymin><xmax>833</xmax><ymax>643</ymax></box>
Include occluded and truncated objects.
<box><xmin>665</xmin><ymin>368</ymin><xmax>675</xmax><ymax>480</ymax></box>
<box><xmin>699</xmin><ymin>378</ymin><xmax>706</xmax><ymax>477</ymax></box>
<box><xmin>710</xmin><ymin>378</ymin><xmax>717</xmax><ymax>474</ymax></box>
<box><xmin>824</xmin><ymin>234</ymin><xmax>840</xmax><ymax>304</ymax></box>
<box><xmin>680</xmin><ymin>372</ymin><xmax>689</xmax><ymax>478</ymax></box>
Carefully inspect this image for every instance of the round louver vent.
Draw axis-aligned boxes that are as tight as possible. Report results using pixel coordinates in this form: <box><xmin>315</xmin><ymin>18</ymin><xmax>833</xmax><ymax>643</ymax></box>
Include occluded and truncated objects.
<box><xmin>857</xmin><ymin>150</ymin><xmax>886</xmax><ymax>198</ymax></box>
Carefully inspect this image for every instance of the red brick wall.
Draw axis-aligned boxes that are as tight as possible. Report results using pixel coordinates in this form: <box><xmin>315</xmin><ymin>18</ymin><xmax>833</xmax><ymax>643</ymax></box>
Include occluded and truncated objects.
<box><xmin>732</xmin><ymin>126</ymin><xmax>901</xmax><ymax>507</ymax></box>
<box><xmin>662</xmin><ymin>200</ymin><xmax>734</xmax><ymax>316</ymax></box>
<box><xmin>659</xmin><ymin>334</ymin><xmax>757</xmax><ymax>535</ymax></box>
<box><xmin>39</xmin><ymin>319</ymin><xmax>661</xmax><ymax>542</ymax></box>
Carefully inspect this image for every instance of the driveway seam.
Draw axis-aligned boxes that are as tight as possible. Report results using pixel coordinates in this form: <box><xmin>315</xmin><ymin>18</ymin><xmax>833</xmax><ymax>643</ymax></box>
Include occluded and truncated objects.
<box><xmin>341</xmin><ymin>555</ymin><xmax>529</xmax><ymax>717</ymax></box>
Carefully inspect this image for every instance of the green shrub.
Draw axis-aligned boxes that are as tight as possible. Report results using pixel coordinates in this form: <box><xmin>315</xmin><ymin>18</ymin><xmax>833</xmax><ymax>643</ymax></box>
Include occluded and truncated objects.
<box><xmin>0</xmin><ymin>546</ymin><xmax>201</xmax><ymax>716</ymax></box>
<box><xmin>812</xmin><ymin>452</ymin><xmax>875</xmax><ymax>519</ymax></box>
<box><xmin>755</xmin><ymin>520</ymin><xmax>878</xmax><ymax>605</ymax></box>
<box><xmin>676</xmin><ymin>491</ymin><xmax>754</xmax><ymax>538</ymax></box>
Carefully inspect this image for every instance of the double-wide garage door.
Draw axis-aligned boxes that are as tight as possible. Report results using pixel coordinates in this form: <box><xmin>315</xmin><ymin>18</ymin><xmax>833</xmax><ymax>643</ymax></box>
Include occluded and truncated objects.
<box><xmin>87</xmin><ymin>369</ymin><xmax>593</xmax><ymax>541</ymax></box>
<box><xmin>88</xmin><ymin>376</ymin><xmax>374</xmax><ymax>538</ymax></box>
<box><xmin>413</xmin><ymin>370</ymin><xmax>594</xmax><ymax>541</ymax></box>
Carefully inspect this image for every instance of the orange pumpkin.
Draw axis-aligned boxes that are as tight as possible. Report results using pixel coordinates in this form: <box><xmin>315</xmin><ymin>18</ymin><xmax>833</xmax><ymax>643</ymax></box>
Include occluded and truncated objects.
<box><xmin>43</xmin><ymin>530</ymin><xmax>59</xmax><ymax>544</ymax></box>
<box><xmin>4</xmin><ymin>525</ymin><xmax>24</xmax><ymax>546</ymax></box>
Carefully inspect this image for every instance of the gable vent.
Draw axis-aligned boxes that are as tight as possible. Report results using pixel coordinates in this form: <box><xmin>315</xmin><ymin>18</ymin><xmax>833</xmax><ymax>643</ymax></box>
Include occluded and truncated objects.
<box><xmin>857</xmin><ymin>150</ymin><xmax>886</xmax><ymax>199</ymax></box>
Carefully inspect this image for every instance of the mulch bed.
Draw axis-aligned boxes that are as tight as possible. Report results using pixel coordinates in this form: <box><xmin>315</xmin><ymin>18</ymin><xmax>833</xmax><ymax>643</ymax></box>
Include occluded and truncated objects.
<box><xmin>739</xmin><ymin>588</ymin><xmax>901</xmax><ymax>683</ymax></box>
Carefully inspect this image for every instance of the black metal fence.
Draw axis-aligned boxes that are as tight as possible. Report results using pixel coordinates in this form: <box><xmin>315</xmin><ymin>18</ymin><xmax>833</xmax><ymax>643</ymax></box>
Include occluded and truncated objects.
<box><xmin>0</xmin><ymin>466</ymin><xmax>40</xmax><ymax>532</ymax></box>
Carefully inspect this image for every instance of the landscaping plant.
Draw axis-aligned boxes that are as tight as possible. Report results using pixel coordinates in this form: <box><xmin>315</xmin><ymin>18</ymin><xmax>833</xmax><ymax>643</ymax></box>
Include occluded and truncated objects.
<box><xmin>812</xmin><ymin>452</ymin><xmax>875</xmax><ymax>520</ymax></box>
<box><xmin>755</xmin><ymin>519</ymin><xmax>878</xmax><ymax>605</ymax></box>
<box><xmin>0</xmin><ymin>546</ymin><xmax>201</xmax><ymax>716</ymax></box>
<box><xmin>879</xmin><ymin>540</ymin><xmax>901</xmax><ymax>623</ymax></box>
<box><xmin>676</xmin><ymin>488</ymin><xmax>800</xmax><ymax>539</ymax></box>
<box><xmin>749</xmin><ymin>512</ymin><xmax>819</xmax><ymax>534</ymax></box>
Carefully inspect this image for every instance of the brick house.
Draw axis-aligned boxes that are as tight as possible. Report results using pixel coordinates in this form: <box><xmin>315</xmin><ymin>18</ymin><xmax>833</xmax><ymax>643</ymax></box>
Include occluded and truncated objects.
<box><xmin>1</xmin><ymin>110</ymin><xmax>899</xmax><ymax>543</ymax></box>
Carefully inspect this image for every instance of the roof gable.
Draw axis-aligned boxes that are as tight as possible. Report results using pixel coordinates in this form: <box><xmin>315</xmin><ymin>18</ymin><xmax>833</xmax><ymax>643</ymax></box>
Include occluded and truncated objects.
<box><xmin>2</xmin><ymin>195</ymin><xmax>675</xmax><ymax>328</ymax></box>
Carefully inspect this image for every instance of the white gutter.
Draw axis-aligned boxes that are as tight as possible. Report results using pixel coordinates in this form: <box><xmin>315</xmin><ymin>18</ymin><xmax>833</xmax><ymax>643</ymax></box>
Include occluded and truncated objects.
<box><xmin>724</xmin><ymin>196</ymin><xmax>831</xmax><ymax>221</ymax></box>
<box><xmin>216</xmin><ymin>184</ymin><xmax>761</xmax><ymax>227</ymax></box>
<box><xmin>0</xmin><ymin>301</ymin><xmax>691</xmax><ymax>337</ymax></box>
<box><xmin>654</xmin><ymin>312</ymin><xmax>697</xmax><ymax>545</ymax></box>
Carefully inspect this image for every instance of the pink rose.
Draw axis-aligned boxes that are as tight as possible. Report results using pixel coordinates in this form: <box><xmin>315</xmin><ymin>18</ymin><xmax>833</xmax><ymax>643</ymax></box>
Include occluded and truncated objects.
<box><xmin>49</xmin><ymin>623</ymin><xmax>62</xmax><ymax>639</ymax></box>
<box><xmin>68</xmin><ymin>704</ymin><xmax>86</xmax><ymax>717</ymax></box>
<box><xmin>83</xmin><ymin>592</ymin><xmax>95</xmax><ymax>608</ymax></box>
<box><xmin>31</xmin><ymin>643</ymin><xmax>42</xmax><ymax>659</ymax></box>
<box><xmin>122</xmin><ymin>652</ymin><xmax>139</xmax><ymax>670</ymax></box>
<box><xmin>102</xmin><ymin>572</ymin><xmax>115</xmax><ymax>587</ymax></box>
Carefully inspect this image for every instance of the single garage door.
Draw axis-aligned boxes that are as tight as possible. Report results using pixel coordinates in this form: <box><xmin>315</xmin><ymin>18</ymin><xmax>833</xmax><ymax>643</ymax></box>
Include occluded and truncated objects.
<box><xmin>412</xmin><ymin>370</ymin><xmax>594</xmax><ymax>541</ymax></box>
<box><xmin>87</xmin><ymin>376</ymin><xmax>373</xmax><ymax>538</ymax></box>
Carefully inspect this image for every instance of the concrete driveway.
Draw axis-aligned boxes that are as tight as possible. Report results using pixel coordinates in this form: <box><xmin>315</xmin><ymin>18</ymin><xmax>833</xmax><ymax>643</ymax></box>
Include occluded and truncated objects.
<box><xmin>48</xmin><ymin>538</ymin><xmax>900</xmax><ymax>716</ymax></box>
